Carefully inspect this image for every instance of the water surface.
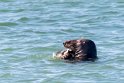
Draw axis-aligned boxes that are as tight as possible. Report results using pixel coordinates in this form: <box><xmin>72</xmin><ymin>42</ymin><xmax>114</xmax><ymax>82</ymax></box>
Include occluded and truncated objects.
<box><xmin>0</xmin><ymin>0</ymin><xmax>124</xmax><ymax>83</ymax></box>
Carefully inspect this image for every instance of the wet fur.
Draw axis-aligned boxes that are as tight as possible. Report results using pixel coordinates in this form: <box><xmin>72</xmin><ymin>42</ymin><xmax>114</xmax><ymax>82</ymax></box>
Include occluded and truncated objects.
<box><xmin>63</xmin><ymin>39</ymin><xmax>98</xmax><ymax>61</ymax></box>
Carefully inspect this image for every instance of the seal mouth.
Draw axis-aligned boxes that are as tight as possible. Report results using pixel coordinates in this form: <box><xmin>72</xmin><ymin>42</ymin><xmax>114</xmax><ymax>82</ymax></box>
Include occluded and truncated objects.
<box><xmin>66</xmin><ymin>48</ymin><xmax>72</xmax><ymax>52</ymax></box>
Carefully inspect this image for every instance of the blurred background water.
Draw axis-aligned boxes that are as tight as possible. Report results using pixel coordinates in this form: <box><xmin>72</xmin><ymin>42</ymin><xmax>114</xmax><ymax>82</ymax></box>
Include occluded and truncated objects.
<box><xmin>0</xmin><ymin>0</ymin><xmax>124</xmax><ymax>83</ymax></box>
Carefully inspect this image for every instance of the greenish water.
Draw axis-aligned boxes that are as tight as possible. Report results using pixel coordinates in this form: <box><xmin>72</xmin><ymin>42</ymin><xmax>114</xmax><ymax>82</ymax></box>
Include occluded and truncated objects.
<box><xmin>0</xmin><ymin>0</ymin><xmax>124</xmax><ymax>83</ymax></box>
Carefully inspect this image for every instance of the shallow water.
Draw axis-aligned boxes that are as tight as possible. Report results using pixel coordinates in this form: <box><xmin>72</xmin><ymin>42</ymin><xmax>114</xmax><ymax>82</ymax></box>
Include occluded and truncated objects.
<box><xmin>0</xmin><ymin>0</ymin><xmax>124</xmax><ymax>83</ymax></box>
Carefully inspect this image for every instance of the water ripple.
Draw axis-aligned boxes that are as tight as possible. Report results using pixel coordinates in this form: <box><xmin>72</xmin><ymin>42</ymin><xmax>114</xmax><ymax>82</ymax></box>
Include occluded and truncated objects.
<box><xmin>0</xmin><ymin>22</ymin><xmax>18</xmax><ymax>26</ymax></box>
<box><xmin>0</xmin><ymin>0</ymin><xmax>124</xmax><ymax>83</ymax></box>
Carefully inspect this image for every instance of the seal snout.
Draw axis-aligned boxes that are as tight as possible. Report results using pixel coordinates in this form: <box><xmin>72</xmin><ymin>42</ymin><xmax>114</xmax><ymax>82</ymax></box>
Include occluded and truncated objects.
<box><xmin>63</xmin><ymin>42</ymin><xmax>67</xmax><ymax>47</ymax></box>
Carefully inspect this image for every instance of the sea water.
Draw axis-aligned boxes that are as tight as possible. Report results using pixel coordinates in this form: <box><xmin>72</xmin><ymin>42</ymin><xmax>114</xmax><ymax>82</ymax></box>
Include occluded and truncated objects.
<box><xmin>0</xmin><ymin>0</ymin><xmax>124</xmax><ymax>83</ymax></box>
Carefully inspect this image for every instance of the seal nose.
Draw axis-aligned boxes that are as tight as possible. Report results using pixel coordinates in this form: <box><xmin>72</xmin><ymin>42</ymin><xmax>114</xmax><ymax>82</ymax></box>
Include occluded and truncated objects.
<box><xmin>63</xmin><ymin>42</ymin><xmax>65</xmax><ymax>45</ymax></box>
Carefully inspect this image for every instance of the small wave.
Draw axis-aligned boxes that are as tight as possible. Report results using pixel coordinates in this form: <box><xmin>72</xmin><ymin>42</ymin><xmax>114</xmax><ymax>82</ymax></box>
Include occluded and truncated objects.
<box><xmin>0</xmin><ymin>9</ymin><xmax>11</xmax><ymax>13</ymax></box>
<box><xmin>0</xmin><ymin>22</ymin><xmax>18</xmax><ymax>26</ymax></box>
<box><xmin>0</xmin><ymin>0</ymin><xmax>11</xmax><ymax>2</ymax></box>
<box><xmin>0</xmin><ymin>9</ymin><xmax>24</xmax><ymax>13</ymax></box>
<box><xmin>0</xmin><ymin>73</ymin><xmax>13</xmax><ymax>78</ymax></box>
<box><xmin>17</xmin><ymin>17</ymin><xmax>29</xmax><ymax>22</ymax></box>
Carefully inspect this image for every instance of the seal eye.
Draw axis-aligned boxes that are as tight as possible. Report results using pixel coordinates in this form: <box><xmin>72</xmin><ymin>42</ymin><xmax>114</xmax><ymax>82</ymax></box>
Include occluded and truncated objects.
<box><xmin>63</xmin><ymin>43</ymin><xmax>65</xmax><ymax>45</ymax></box>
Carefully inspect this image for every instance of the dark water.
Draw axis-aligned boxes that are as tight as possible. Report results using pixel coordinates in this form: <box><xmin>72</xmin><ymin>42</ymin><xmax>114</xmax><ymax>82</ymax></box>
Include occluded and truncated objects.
<box><xmin>0</xmin><ymin>0</ymin><xmax>124</xmax><ymax>83</ymax></box>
